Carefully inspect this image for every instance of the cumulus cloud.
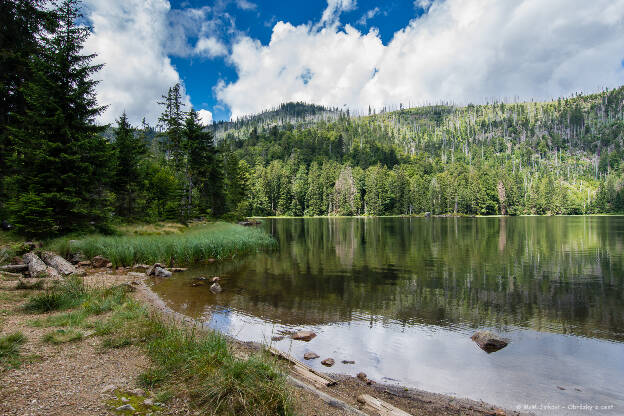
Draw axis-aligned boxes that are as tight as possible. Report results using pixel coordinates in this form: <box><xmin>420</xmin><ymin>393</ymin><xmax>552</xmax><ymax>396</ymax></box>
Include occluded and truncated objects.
<box><xmin>236</xmin><ymin>0</ymin><xmax>257</xmax><ymax>11</ymax></box>
<box><xmin>195</xmin><ymin>36</ymin><xmax>228</xmax><ymax>57</ymax></box>
<box><xmin>84</xmin><ymin>0</ymin><xmax>189</xmax><ymax>125</ymax></box>
<box><xmin>321</xmin><ymin>0</ymin><xmax>357</xmax><ymax>25</ymax></box>
<box><xmin>197</xmin><ymin>109</ymin><xmax>214</xmax><ymax>125</ymax></box>
<box><xmin>217</xmin><ymin>0</ymin><xmax>624</xmax><ymax>118</ymax></box>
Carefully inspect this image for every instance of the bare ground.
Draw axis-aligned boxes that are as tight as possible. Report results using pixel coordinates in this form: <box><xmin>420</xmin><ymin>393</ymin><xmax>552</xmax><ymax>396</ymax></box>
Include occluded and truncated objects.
<box><xmin>0</xmin><ymin>269</ymin><xmax>526</xmax><ymax>416</ymax></box>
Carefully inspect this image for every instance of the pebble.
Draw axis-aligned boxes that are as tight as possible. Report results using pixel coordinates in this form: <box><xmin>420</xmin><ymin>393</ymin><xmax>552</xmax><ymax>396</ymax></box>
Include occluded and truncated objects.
<box><xmin>143</xmin><ymin>398</ymin><xmax>154</xmax><ymax>406</ymax></box>
<box><xmin>116</xmin><ymin>404</ymin><xmax>135</xmax><ymax>411</ymax></box>
<box><xmin>321</xmin><ymin>358</ymin><xmax>335</xmax><ymax>367</ymax></box>
<box><xmin>304</xmin><ymin>352</ymin><xmax>319</xmax><ymax>360</ymax></box>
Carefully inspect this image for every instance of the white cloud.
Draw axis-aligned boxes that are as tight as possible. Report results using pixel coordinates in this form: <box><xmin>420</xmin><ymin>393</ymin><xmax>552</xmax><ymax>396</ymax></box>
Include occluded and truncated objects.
<box><xmin>414</xmin><ymin>0</ymin><xmax>432</xmax><ymax>10</ymax></box>
<box><xmin>357</xmin><ymin>7</ymin><xmax>379</xmax><ymax>26</ymax></box>
<box><xmin>84</xmin><ymin>0</ymin><xmax>190</xmax><ymax>125</ymax></box>
<box><xmin>218</xmin><ymin>0</ymin><xmax>624</xmax><ymax>118</ymax></box>
<box><xmin>197</xmin><ymin>109</ymin><xmax>214</xmax><ymax>125</ymax></box>
<box><xmin>236</xmin><ymin>0</ymin><xmax>257</xmax><ymax>11</ymax></box>
<box><xmin>321</xmin><ymin>0</ymin><xmax>357</xmax><ymax>25</ymax></box>
<box><xmin>195</xmin><ymin>36</ymin><xmax>228</xmax><ymax>57</ymax></box>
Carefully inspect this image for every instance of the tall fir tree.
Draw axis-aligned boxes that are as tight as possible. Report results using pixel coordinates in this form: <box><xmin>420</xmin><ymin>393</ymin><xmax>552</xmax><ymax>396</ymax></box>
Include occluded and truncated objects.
<box><xmin>112</xmin><ymin>112</ymin><xmax>146</xmax><ymax>218</ymax></box>
<box><xmin>0</xmin><ymin>0</ymin><xmax>51</xmax><ymax>218</ymax></box>
<box><xmin>7</xmin><ymin>0</ymin><xmax>111</xmax><ymax>236</ymax></box>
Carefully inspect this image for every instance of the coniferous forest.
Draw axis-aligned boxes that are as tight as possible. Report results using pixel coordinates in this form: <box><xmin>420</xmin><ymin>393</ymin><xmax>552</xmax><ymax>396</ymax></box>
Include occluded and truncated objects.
<box><xmin>2</xmin><ymin>0</ymin><xmax>624</xmax><ymax>238</ymax></box>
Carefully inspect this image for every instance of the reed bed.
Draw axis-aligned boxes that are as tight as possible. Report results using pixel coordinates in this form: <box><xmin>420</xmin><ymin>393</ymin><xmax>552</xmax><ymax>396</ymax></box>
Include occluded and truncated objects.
<box><xmin>55</xmin><ymin>222</ymin><xmax>275</xmax><ymax>267</ymax></box>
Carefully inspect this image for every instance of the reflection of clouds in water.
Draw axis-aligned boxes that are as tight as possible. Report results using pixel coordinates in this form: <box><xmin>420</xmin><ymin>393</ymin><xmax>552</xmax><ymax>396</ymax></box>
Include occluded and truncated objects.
<box><xmin>207</xmin><ymin>308</ymin><xmax>624</xmax><ymax>415</ymax></box>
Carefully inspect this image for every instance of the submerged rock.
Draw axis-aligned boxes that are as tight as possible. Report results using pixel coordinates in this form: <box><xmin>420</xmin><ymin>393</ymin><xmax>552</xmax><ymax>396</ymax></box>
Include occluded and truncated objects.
<box><xmin>210</xmin><ymin>282</ymin><xmax>222</xmax><ymax>293</ymax></box>
<box><xmin>91</xmin><ymin>256</ymin><xmax>110</xmax><ymax>268</ymax></box>
<box><xmin>471</xmin><ymin>331</ymin><xmax>509</xmax><ymax>353</ymax></box>
<box><xmin>303</xmin><ymin>352</ymin><xmax>319</xmax><ymax>360</ymax></box>
<box><xmin>321</xmin><ymin>358</ymin><xmax>335</xmax><ymax>367</ymax></box>
<box><xmin>291</xmin><ymin>330</ymin><xmax>316</xmax><ymax>342</ymax></box>
<box><xmin>341</xmin><ymin>360</ymin><xmax>355</xmax><ymax>364</ymax></box>
<box><xmin>271</xmin><ymin>335</ymin><xmax>284</xmax><ymax>342</ymax></box>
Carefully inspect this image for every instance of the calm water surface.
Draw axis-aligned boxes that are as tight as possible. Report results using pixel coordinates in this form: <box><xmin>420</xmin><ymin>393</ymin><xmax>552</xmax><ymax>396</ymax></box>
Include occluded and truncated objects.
<box><xmin>150</xmin><ymin>217</ymin><xmax>624</xmax><ymax>415</ymax></box>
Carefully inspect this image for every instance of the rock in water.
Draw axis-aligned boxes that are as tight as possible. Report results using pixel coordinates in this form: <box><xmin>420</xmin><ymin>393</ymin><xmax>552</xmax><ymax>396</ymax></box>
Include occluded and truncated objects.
<box><xmin>210</xmin><ymin>282</ymin><xmax>222</xmax><ymax>293</ymax></box>
<box><xmin>471</xmin><ymin>331</ymin><xmax>509</xmax><ymax>353</ymax></box>
<box><xmin>41</xmin><ymin>251</ymin><xmax>77</xmax><ymax>275</ymax></box>
<box><xmin>321</xmin><ymin>358</ymin><xmax>335</xmax><ymax>367</ymax></box>
<box><xmin>291</xmin><ymin>330</ymin><xmax>316</xmax><ymax>342</ymax></box>
<box><xmin>23</xmin><ymin>252</ymin><xmax>47</xmax><ymax>278</ymax></box>
<box><xmin>154</xmin><ymin>267</ymin><xmax>172</xmax><ymax>278</ymax></box>
<box><xmin>342</xmin><ymin>360</ymin><xmax>355</xmax><ymax>364</ymax></box>
<box><xmin>210</xmin><ymin>276</ymin><xmax>220</xmax><ymax>283</ymax></box>
<box><xmin>91</xmin><ymin>256</ymin><xmax>110</xmax><ymax>268</ymax></box>
<box><xmin>303</xmin><ymin>352</ymin><xmax>320</xmax><ymax>360</ymax></box>
<box><xmin>146</xmin><ymin>263</ymin><xmax>165</xmax><ymax>276</ymax></box>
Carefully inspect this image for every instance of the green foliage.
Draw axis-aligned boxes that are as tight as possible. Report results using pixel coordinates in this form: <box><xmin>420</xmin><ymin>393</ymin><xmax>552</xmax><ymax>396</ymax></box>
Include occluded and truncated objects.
<box><xmin>67</xmin><ymin>222</ymin><xmax>276</xmax><ymax>266</ymax></box>
<box><xmin>0</xmin><ymin>332</ymin><xmax>27</xmax><ymax>369</ymax></box>
<box><xmin>6</xmin><ymin>0</ymin><xmax>111</xmax><ymax>236</ymax></box>
<box><xmin>23</xmin><ymin>276</ymin><xmax>87</xmax><ymax>313</ymax></box>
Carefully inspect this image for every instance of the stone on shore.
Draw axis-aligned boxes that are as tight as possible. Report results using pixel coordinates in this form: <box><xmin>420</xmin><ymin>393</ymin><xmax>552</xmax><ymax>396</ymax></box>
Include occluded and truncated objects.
<box><xmin>303</xmin><ymin>352</ymin><xmax>319</xmax><ymax>360</ymax></box>
<box><xmin>145</xmin><ymin>263</ymin><xmax>165</xmax><ymax>276</ymax></box>
<box><xmin>154</xmin><ymin>267</ymin><xmax>172</xmax><ymax>278</ymax></box>
<box><xmin>91</xmin><ymin>256</ymin><xmax>110</xmax><ymax>268</ymax></box>
<box><xmin>321</xmin><ymin>358</ymin><xmax>335</xmax><ymax>367</ymax></box>
<box><xmin>291</xmin><ymin>331</ymin><xmax>316</xmax><ymax>342</ymax></box>
<box><xmin>471</xmin><ymin>331</ymin><xmax>509</xmax><ymax>353</ymax></box>
<box><xmin>23</xmin><ymin>252</ymin><xmax>47</xmax><ymax>278</ymax></box>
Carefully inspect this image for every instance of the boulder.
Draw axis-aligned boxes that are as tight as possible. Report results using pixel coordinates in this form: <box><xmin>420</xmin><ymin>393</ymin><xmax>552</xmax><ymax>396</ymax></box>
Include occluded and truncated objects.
<box><xmin>154</xmin><ymin>267</ymin><xmax>172</xmax><ymax>278</ymax></box>
<box><xmin>291</xmin><ymin>330</ymin><xmax>316</xmax><ymax>342</ymax></box>
<box><xmin>210</xmin><ymin>282</ymin><xmax>222</xmax><ymax>293</ymax></box>
<box><xmin>321</xmin><ymin>358</ymin><xmax>335</xmax><ymax>367</ymax></box>
<box><xmin>471</xmin><ymin>331</ymin><xmax>509</xmax><ymax>353</ymax></box>
<box><xmin>91</xmin><ymin>256</ymin><xmax>110</xmax><ymax>268</ymax></box>
<box><xmin>145</xmin><ymin>263</ymin><xmax>165</xmax><ymax>276</ymax></box>
<box><xmin>45</xmin><ymin>266</ymin><xmax>61</xmax><ymax>279</ymax></box>
<box><xmin>41</xmin><ymin>251</ymin><xmax>78</xmax><ymax>276</ymax></box>
<box><xmin>303</xmin><ymin>352</ymin><xmax>319</xmax><ymax>360</ymax></box>
<box><xmin>23</xmin><ymin>252</ymin><xmax>47</xmax><ymax>278</ymax></box>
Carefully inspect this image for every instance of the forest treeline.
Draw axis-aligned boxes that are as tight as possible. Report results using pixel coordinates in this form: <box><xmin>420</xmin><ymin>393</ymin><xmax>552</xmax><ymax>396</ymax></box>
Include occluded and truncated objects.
<box><xmin>2</xmin><ymin>0</ymin><xmax>624</xmax><ymax>238</ymax></box>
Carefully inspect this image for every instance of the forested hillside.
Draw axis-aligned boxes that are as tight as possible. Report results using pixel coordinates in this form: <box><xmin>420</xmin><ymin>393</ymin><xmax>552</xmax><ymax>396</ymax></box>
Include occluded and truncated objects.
<box><xmin>214</xmin><ymin>88</ymin><xmax>624</xmax><ymax>217</ymax></box>
<box><xmin>2</xmin><ymin>0</ymin><xmax>624</xmax><ymax>239</ymax></box>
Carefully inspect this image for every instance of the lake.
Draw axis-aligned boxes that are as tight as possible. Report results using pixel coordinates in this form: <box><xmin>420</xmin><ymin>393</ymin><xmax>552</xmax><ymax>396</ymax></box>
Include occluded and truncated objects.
<box><xmin>150</xmin><ymin>217</ymin><xmax>624</xmax><ymax>415</ymax></box>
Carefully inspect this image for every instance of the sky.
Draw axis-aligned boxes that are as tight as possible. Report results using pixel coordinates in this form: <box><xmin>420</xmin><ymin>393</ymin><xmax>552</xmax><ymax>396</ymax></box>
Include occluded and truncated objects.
<box><xmin>82</xmin><ymin>0</ymin><xmax>624</xmax><ymax>126</ymax></box>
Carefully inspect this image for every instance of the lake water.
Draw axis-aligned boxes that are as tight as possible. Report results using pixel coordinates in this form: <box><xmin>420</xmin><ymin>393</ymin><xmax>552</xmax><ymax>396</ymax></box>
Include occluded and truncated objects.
<box><xmin>150</xmin><ymin>217</ymin><xmax>624</xmax><ymax>415</ymax></box>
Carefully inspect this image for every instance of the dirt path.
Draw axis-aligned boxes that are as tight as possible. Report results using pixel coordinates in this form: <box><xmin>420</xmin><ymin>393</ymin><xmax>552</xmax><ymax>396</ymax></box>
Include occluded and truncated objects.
<box><xmin>0</xmin><ymin>271</ymin><xmax>525</xmax><ymax>416</ymax></box>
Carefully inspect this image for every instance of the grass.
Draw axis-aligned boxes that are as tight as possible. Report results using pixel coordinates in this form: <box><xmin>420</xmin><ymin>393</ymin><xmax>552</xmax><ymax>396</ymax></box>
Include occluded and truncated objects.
<box><xmin>42</xmin><ymin>328</ymin><xmax>84</xmax><ymax>344</ymax></box>
<box><xmin>0</xmin><ymin>332</ymin><xmax>27</xmax><ymax>369</ymax></box>
<box><xmin>22</xmin><ymin>276</ymin><xmax>293</xmax><ymax>415</ymax></box>
<box><xmin>52</xmin><ymin>222</ymin><xmax>276</xmax><ymax>267</ymax></box>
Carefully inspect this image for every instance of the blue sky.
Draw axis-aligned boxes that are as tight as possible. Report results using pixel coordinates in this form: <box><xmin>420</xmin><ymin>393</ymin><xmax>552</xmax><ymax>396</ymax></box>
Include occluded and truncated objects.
<box><xmin>169</xmin><ymin>0</ymin><xmax>425</xmax><ymax>121</ymax></box>
<box><xmin>84</xmin><ymin>0</ymin><xmax>624</xmax><ymax>125</ymax></box>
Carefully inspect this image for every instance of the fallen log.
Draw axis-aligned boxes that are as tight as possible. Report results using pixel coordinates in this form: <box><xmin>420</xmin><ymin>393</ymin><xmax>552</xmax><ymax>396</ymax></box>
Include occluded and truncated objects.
<box><xmin>41</xmin><ymin>251</ymin><xmax>78</xmax><ymax>276</ymax></box>
<box><xmin>0</xmin><ymin>264</ymin><xmax>28</xmax><ymax>273</ymax></box>
<box><xmin>268</xmin><ymin>346</ymin><xmax>336</xmax><ymax>388</ymax></box>
<box><xmin>23</xmin><ymin>252</ymin><xmax>48</xmax><ymax>278</ymax></box>
<box><xmin>287</xmin><ymin>376</ymin><xmax>368</xmax><ymax>416</ymax></box>
<box><xmin>356</xmin><ymin>394</ymin><xmax>412</xmax><ymax>416</ymax></box>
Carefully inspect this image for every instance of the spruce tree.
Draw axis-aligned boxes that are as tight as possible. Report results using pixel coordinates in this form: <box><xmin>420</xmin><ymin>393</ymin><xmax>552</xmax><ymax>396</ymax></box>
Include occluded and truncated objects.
<box><xmin>0</xmin><ymin>0</ymin><xmax>51</xmax><ymax>219</ymax></box>
<box><xmin>7</xmin><ymin>0</ymin><xmax>111</xmax><ymax>236</ymax></box>
<box><xmin>112</xmin><ymin>112</ymin><xmax>145</xmax><ymax>218</ymax></box>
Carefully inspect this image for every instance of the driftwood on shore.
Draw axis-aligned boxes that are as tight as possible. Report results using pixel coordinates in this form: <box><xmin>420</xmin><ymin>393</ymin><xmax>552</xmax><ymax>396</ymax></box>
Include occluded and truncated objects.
<box><xmin>23</xmin><ymin>252</ymin><xmax>48</xmax><ymax>278</ymax></box>
<box><xmin>268</xmin><ymin>346</ymin><xmax>336</xmax><ymax>388</ymax></box>
<box><xmin>41</xmin><ymin>251</ymin><xmax>78</xmax><ymax>276</ymax></box>
<box><xmin>0</xmin><ymin>264</ymin><xmax>28</xmax><ymax>273</ymax></box>
<box><xmin>357</xmin><ymin>394</ymin><xmax>413</xmax><ymax>416</ymax></box>
<box><xmin>287</xmin><ymin>376</ymin><xmax>368</xmax><ymax>416</ymax></box>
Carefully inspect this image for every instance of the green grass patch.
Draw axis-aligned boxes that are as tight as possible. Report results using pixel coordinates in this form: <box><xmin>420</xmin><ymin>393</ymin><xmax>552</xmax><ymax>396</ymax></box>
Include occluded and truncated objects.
<box><xmin>0</xmin><ymin>332</ymin><xmax>26</xmax><ymax>369</ymax></box>
<box><xmin>29</xmin><ymin>310</ymin><xmax>88</xmax><ymax>328</ymax></box>
<box><xmin>15</xmin><ymin>280</ymin><xmax>44</xmax><ymax>290</ymax></box>
<box><xmin>55</xmin><ymin>222</ymin><xmax>275</xmax><ymax>267</ymax></box>
<box><xmin>42</xmin><ymin>328</ymin><xmax>84</xmax><ymax>344</ymax></box>
<box><xmin>23</xmin><ymin>276</ymin><xmax>87</xmax><ymax>313</ymax></box>
<box><xmin>107</xmin><ymin>390</ymin><xmax>163</xmax><ymax>415</ymax></box>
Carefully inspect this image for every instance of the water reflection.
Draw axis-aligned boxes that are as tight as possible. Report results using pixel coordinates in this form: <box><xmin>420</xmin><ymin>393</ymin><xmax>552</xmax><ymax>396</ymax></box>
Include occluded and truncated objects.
<box><xmin>151</xmin><ymin>217</ymin><xmax>624</xmax><ymax>414</ymax></box>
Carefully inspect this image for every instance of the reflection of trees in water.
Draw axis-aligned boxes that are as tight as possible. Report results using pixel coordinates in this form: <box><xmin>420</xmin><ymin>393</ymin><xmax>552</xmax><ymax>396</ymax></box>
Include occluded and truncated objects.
<box><xmin>154</xmin><ymin>218</ymin><xmax>624</xmax><ymax>341</ymax></box>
